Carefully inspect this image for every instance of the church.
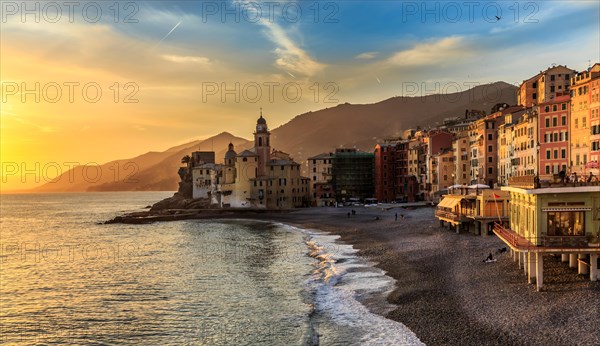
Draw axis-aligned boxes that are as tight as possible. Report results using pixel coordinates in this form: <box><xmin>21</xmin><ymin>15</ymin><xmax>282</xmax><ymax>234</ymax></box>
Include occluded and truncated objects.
<box><xmin>192</xmin><ymin>112</ymin><xmax>310</xmax><ymax>208</ymax></box>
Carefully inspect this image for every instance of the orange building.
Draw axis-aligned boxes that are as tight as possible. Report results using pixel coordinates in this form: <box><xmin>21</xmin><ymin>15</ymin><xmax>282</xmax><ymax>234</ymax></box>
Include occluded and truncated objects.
<box><xmin>570</xmin><ymin>64</ymin><xmax>600</xmax><ymax>175</ymax></box>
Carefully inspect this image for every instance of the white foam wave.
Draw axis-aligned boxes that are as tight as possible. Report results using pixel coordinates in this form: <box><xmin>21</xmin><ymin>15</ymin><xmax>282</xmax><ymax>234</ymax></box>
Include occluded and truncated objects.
<box><xmin>276</xmin><ymin>223</ymin><xmax>424</xmax><ymax>346</ymax></box>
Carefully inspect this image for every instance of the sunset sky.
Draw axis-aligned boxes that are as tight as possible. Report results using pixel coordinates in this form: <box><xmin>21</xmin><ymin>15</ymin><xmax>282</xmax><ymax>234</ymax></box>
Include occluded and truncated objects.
<box><xmin>1</xmin><ymin>0</ymin><xmax>599</xmax><ymax>190</ymax></box>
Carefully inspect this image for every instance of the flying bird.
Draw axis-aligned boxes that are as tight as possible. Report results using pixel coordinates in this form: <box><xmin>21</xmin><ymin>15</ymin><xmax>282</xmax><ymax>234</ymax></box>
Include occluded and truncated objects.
<box><xmin>495</xmin><ymin>16</ymin><xmax>501</xmax><ymax>21</ymax></box>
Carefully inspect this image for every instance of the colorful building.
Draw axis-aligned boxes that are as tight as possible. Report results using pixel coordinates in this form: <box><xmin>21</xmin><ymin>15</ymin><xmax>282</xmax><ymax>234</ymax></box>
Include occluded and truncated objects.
<box><xmin>197</xmin><ymin>113</ymin><xmax>310</xmax><ymax>209</ymax></box>
<box><xmin>518</xmin><ymin>65</ymin><xmax>577</xmax><ymax>107</ymax></box>
<box><xmin>308</xmin><ymin>152</ymin><xmax>335</xmax><ymax>206</ymax></box>
<box><xmin>452</xmin><ymin>131</ymin><xmax>471</xmax><ymax>186</ymax></box>
<box><xmin>538</xmin><ymin>94</ymin><xmax>570</xmax><ymax>180</ymax></box>
<box><xmin>570</xmin><ymin>64</ymin><xmax>600</xmax><ymax>174</ymax></box>
<box><xmin>497</xmin><ymin>176</ymin><xmax>600</xmax><ymax>291</ymax></box>
<box><xmin>436</xmin><ymin>187</ymin><xmax>509</xmax><ymax>236</ymax></box>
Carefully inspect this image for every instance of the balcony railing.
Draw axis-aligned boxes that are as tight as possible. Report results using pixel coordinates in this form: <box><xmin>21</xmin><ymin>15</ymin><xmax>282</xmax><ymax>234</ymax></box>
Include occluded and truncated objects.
<box><xmin>508</xmin><ymin>175</ymin><xmax>536</xmax><ymax>188</ymax></box>
<box><xmin>493</xmin><ymin>223</ymin><xmax>593</xmax><ymax>251</ymax></box>
<box><xmin>435</xmin><ymin>209</ymin><xmax>465</xmax><ymax>222</ymax></box>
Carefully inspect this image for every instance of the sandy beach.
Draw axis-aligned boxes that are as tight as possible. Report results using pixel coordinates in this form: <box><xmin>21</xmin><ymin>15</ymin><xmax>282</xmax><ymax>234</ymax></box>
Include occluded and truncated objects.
<box><xmin>217</xmin><ymin>206</ymin><xmax>600</xmax><ymax>346</ymax></box>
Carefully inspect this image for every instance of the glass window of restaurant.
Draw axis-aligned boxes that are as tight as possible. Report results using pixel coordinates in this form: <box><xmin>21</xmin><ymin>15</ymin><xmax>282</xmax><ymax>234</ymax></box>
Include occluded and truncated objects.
<box><xmin>547</xmin><ymin>211</ymin><xmax>585</xmax><ymax>236</ymax></box>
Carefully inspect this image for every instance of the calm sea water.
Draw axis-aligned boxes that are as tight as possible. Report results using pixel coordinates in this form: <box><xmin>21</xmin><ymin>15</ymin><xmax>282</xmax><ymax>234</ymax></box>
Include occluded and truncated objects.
<box><xmin>0</xmin><ymin>192</ymin><xmax>422</xmax><ymax>345</ymax></box>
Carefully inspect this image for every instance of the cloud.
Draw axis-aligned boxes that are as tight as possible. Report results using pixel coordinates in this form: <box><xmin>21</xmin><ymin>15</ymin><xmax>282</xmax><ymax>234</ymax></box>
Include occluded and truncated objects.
<box><xmin>386</xmin><ymin>36</ymin><xmax>473</xmax><ymax>67</ymax></box>
<box><xmin>355</xmin><ymin>52</ymin><xmax>378</xmax><ymax>60</ymax></box>
<box><xmin>162</xmin><ymin>55</ymin><xmax>212</xmax><ymax>65</ymax></box>
<box><xmin>235</xmin><ymin>0</ymin><xmax>325</xmax><ymax>77</ymax></box>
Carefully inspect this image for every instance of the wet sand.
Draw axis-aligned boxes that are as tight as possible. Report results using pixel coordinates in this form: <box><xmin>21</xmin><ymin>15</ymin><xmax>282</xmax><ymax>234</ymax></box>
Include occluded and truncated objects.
<box><xmin>232</xmin><ymin>206</ymin><xmax>600</xmax><ymax>346</ymax></box>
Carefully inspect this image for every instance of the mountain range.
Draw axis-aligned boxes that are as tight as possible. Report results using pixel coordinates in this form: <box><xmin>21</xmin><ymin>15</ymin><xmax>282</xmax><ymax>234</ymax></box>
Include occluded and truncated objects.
<box><xmin>35</xmin><ymin>82</ymin><xmax>517</xmax><ymax>192</ymax></box>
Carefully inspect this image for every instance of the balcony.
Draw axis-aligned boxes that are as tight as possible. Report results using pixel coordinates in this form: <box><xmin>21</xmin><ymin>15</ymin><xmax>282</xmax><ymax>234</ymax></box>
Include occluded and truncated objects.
<box><xmin>435</xmin><ymin>209</ymin><xmax>466</xmax><ymax>223</ymax></box>
<box><xmin>493</xmin><ymin>223</ymin><xmax>599</xmax><ymax>252</ymax></box>
<box><xmin>509</xmin><ymin>175</ymin><xmax>600</xmax><ymax>189</ymax></box>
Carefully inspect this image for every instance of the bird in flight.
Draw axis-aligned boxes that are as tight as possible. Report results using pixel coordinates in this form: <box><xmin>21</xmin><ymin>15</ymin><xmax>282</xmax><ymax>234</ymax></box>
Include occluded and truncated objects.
<box><xmin>495</xmin><ymin>16</ymin><xmax>501</xmax><ymax>21</ymax></box>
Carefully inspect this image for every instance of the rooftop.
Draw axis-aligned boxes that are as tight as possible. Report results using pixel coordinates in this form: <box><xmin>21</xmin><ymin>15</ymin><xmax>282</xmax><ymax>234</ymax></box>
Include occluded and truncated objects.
<box><xmin>503</xmin><ymin>175</ymin><xmax>600</xmax><ymax>193</ymax></box>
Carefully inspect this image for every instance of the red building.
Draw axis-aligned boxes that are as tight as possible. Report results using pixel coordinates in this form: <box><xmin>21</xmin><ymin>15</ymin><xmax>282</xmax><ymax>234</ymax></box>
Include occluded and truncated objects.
<box><xmin>374</xmin><ymin>141</ymin><xmax>418</xmax><ymax>202</ymax></box>
<box><xmin>539</xmin><ymin>94</ymin><xmax>570</xmax><ymax>179</ymax></box>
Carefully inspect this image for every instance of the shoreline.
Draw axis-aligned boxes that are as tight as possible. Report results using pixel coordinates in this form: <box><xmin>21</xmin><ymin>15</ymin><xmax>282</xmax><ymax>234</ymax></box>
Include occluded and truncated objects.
<box><xmin>108</xmin><ymin>205</ymin><xmax>600</xmax><ymax>345</ymax></box>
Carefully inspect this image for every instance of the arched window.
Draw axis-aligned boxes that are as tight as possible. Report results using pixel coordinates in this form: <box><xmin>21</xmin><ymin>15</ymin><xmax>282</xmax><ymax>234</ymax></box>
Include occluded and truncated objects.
<box><xmin>259</xmin><ymin>137</ymin><xmax>263</xmax><ymax>146</ymax></box>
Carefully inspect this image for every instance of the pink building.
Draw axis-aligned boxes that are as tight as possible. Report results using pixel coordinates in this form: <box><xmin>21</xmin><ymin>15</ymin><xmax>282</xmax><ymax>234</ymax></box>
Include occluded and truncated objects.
<box><xmin>539</xmin><ymin>94</ymin><xmax>570</xmax><ymax>180</ymax></box>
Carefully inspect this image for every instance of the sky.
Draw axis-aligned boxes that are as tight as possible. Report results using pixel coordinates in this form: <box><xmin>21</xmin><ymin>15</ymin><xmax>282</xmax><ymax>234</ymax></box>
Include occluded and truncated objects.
<box><xmin>1</xmin><ymin>0</ymin><xmax>599</xmax><ymax>190</ymax></box>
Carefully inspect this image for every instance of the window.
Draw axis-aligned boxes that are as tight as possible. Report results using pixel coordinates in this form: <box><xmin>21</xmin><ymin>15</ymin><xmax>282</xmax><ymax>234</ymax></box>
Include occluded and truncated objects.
<box><xmin>561</xmin><ymin>116</ymin><xmax>566</xmax><ymax>125</ymax></box>
<box><xmin>545</xmin><ymin>118</ymin><xmax>550</xmax><ymax>127</ymax></box>
<box><xmin>552</xmin><ymin>117</ymin><xmax>557</xmax><ymax>126</ymax></box>
<box><xmin>488</xmin><ymin>133</ymin><xmax>493</xmax><ymax>140</ymax></box>
<box><xmin>561</xmin><ymin>149</ymin><xmax>566</xmax><ymax>158</ymax></box>
<box><xmin>582</xmin><ymin>117</ymin><xmax>586</xmax><ymax>128</ymax></box>
<box><xmin>545</xmin><ymin>165</ymin><xmax>550</xmax><ymax>174</ymax></box>
<box><xmin>547</xmin><ymin>211</ymin><xmax>585</xmax><ymax>236</ymax></box>
<box><xmin>554</xmin><ymin>150</ymin><xmax>558</xmax><ymax>159</ymax></box>
<box><xmin>488</xmin><ymin>156</ymin><xmax>493</xmax><ymax>163</ymax></box>
<box><xmin>546</xmin><ymin>150</ymin><xmax>551</xmax><ymax>159</ymax></box>
<box><xmin>488</xmin><ymin>167</ymin><xmax>493</xmax><ymax>174</ymax></box>
<box><xmin>562</xmin><ymin>103</ymin><xmax>567</xmax><ymax>111</ymax></box>
<box><xmin>488</xmin><ymin>145</ymin><xmax>493</xmax><ymax>153</ymax></box>
<box><xmin>533</xmin><ymin>93</ymin><xmax>537</xmax><ymax>99</ymax></box>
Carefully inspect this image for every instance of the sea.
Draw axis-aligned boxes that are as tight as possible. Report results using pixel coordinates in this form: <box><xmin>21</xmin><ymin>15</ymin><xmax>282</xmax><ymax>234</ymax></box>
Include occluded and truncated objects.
<box><xmin>0</xmin><ymin>192</ymin><xmax>423</xmax><ymax>345</ymax></box>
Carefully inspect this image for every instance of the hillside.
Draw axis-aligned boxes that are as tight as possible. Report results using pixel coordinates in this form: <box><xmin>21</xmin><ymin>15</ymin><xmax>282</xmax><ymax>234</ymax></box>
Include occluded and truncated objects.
<box><xmin>34</xmin><ymin>82</ymin><xmax>516</xmax><ymax>192</ymax></box>
<box><xmin>35</xmin><ymin>132</ymin><xmax>251</xmax><ymax>192</ymax></box>
<box><xmin>269</xmin><ymin>82</ymin><xmax>517</xmax><ymax>162</ymax></box>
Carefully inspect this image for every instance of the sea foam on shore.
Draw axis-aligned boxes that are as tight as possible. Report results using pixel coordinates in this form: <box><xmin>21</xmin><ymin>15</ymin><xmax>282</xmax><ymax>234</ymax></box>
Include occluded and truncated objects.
<box><xmin>279</xmin><ymin>224</ymin><xmax>424</xmax><ymax>345</ymax></box>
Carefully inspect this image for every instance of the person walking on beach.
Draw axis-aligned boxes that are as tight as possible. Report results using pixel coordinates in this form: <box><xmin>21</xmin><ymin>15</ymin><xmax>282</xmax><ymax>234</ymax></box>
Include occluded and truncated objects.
<box><xmin>347</xmin><ymin>212</ymin><xmax>350</xmax><ymax>218</ymax></box>
<box><xmin>395</xmin><ymin>213</ymin><xmax>398</xmax><ymax>221</ymax></box>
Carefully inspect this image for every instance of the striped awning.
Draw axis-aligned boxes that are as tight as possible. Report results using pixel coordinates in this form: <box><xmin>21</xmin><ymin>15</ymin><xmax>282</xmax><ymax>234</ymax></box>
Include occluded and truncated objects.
<box><xmin>542</xmin><ymin>207</ymin><xmax>591</xmax><ymax>212</ymax></box>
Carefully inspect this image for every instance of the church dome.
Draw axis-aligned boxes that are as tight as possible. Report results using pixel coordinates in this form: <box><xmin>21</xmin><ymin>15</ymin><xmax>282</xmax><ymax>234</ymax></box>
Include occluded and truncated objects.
<box><xmin>257</xmin><ymin>115</ymin><xmax>266</xmax><ymax>125</ymax></box>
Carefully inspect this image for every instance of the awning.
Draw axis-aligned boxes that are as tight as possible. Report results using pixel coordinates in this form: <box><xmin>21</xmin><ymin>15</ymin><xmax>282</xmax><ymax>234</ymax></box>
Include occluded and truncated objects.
<box><xmin>438</xmin><ymin>196</ymin><xmax>462</xmax><ymax>209</ymax></box>
<box><xmin>542</xmin><ymin>207</ymin><xmax>592</xmax><ymax>212</ymax></box>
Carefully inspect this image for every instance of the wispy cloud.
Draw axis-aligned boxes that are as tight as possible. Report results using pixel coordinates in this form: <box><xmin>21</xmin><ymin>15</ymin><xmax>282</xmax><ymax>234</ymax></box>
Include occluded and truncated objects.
<box><xmin>386</xmin><ymin>36</ymin><xmax>473</xmax><ymax>67</ymax></box>
<box><xmin>355</xmin><ymin>52</ymin><xmax>378</xmax><ymax>60</ymax></box>
<box><xmin>162</xmin><ymin>54</ymin><xmax>212</xmax><ymax>65</ymax></box>
<box><xmin>237</xmin><ymin>0</ymin><xmax>325</xmax><ymax>76</ymax></box>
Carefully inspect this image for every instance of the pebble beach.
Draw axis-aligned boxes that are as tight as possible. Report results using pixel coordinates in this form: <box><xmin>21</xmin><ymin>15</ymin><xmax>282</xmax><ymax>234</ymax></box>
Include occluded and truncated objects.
<box><xmin>252</xmin><ymin>206</ymin><xmax>600</xmax><ymax>346</ymax></box>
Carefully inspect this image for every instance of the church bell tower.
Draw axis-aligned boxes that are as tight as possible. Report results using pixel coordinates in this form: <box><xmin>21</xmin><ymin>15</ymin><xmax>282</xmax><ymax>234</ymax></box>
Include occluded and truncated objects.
<box><xmin>254</xmin><ymin>108</ymin><xmax>270</xmax><ymax>176</ymax></box>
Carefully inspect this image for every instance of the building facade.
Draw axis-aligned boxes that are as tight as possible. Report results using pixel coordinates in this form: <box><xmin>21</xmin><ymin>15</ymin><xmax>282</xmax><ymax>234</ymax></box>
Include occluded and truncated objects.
<box><xmin>332</xmin><ymin>148</ymin><xmax>374</xmax><ymax>202</ymax></box>
<box><xmin>570</xmin><ymin>64</ymin><xmax>600</xmax><ymax>175</ymax></box>
<box><xmin>308</xmin><ymin>153</ymin><xmax>335</xmax><ymax>206</ymax></box>
<box><xmin>538</xmin><ymin>94</ymin><xmax>570</xmax><ymax>180</ymax></box>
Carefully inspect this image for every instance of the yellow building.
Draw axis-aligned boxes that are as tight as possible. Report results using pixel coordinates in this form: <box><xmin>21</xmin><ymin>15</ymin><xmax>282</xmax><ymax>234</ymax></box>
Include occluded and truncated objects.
<box><xmin>570</xmin><ymin>64</ymin><xmax>600</xmax><ymax>174</ymax></box>
<box><xmin>436</xmin><ymin>187</ymin><xmax>509</xmax><ymax>236</ymax></box>
<box><xmin>496</xmin><ymin>176</ymin><xmax>600</xmax><ymax>291</ymax></box>
<box><xmin>209</xmin><ymin>113</ymin><xmax>310</xmax><ymax>209</ymax></box>
<box><xmin>452</xmin><ymin>131</ymin><xmax>470</xmax><ymax>186</ymax></box>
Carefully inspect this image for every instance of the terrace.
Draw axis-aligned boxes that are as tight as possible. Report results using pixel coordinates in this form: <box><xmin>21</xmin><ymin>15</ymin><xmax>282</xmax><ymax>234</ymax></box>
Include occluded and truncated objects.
<box><xmin>493</xmin><ymin>223</ymin><xmax>598</xmax><ymax>253</ymax></box>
